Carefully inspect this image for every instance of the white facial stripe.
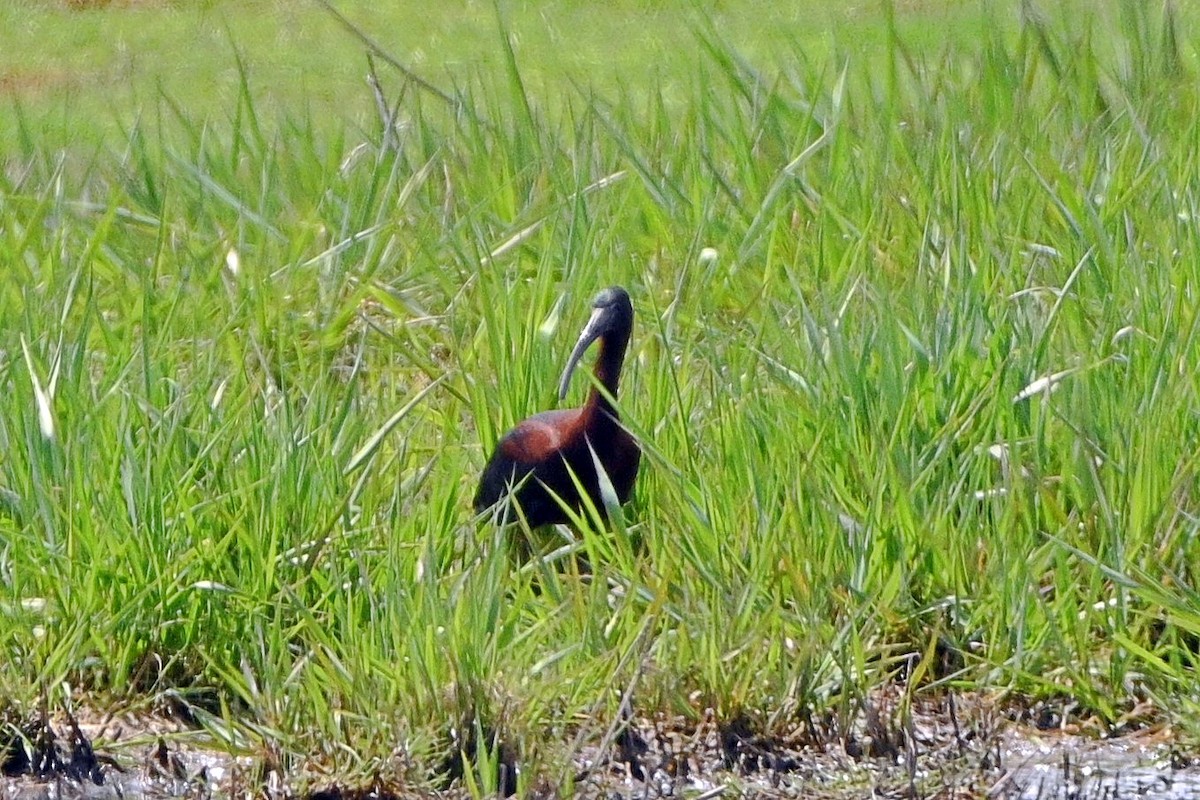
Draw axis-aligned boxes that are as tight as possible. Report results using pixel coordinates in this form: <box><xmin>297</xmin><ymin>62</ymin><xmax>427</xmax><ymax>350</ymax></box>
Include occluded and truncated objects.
<box><xmin>589</xmin><ymin>307</ymin><xmax>606</xmax><ymax>325</ymax></box>
<box><xmin>580</xmin><ymin>307</ymin><xmax>606</xmax><ymax>339</ymax></box>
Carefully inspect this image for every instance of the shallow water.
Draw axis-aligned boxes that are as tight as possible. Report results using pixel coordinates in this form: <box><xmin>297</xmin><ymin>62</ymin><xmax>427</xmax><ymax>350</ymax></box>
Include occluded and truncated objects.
<box><xmin>996</xmin><ymin>726</ymin><xmax>1200</xmax><ymax>800</ymax></box>
<box><xmin>6</xmin><ymin>708</ymin><xmax>1200</xmax><ymax>799</ymax></box>
<box><xmin>1</xmin><ymin>746</ymin><xmax>249</xmax><ymax>800</ymax></box>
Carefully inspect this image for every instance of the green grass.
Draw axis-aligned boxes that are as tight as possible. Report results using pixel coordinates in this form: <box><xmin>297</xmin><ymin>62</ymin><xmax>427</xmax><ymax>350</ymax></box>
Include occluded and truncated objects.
<box><xmin>4</xmin><ymin>0</ymin><xmax>1200</xmax><ymax>793</ymax></box>
<box><xmin>1</xmin><ymin>0</ymin><xmax>1014</xmax><ymax>152</ymax></box>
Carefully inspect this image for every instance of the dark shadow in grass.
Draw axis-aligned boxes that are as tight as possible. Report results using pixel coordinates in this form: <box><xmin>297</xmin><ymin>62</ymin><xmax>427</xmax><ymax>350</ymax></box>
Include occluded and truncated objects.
<box><xmin>436</xmin><ymin>715</ymin><xmax>519</xmax><ymax>798</ymax></box>
<box><xmin>308</xmin><ymin>783</ymin><xmax>408</xmax><ymax>800</ymax></box>
<box><xmin>1</xmin><ymin>707</ymin><xmax>116</xmax><ymax>785</ymax></box>
<box><xmin>719</xmin><ymin>714</ymin><xmax>803</xmax><ymax>774</ymax></box>
<box><xmin>614</xmin><ymin>721</ymin><xmax>649</xmax><ymax>781</ymax></box>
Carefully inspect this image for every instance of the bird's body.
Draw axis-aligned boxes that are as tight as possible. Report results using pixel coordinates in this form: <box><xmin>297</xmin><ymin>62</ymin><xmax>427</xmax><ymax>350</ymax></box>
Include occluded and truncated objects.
<box><xmin>475</xmin><ymin>287</ymin><xmax>640</xmax><ymax>528</ymax></box>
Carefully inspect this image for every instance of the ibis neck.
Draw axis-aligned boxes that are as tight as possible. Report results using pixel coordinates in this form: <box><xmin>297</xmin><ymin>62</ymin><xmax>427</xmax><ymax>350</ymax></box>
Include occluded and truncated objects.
<box><xmin>586</xmin><ymin>330</ymin><xmax>629</xmax><ymax>421</ymax></box>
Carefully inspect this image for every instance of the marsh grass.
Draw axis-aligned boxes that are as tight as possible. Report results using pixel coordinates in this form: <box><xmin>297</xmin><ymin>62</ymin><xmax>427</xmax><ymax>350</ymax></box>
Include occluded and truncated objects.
<box><xmin>3</xmin><ymin>0</ymin><xmax>1200</xmax><ymax>793</ymax></box>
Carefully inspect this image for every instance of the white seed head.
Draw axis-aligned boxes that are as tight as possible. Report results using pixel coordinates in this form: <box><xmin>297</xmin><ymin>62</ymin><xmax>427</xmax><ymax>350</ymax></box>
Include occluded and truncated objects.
<box><xmin>191</xmin><ymin>581</ymin><xmax>232</xmax><ymax>592</ymax></box>
<box><xmin>538</xmin><ymin>297</ymin><xmax>563</xmax><ymax>338</ymax></box>
<box><xmin>211</xmin><ymin>378</ymin><xmax>228</xmax><ymax>411</ymax></box>
<box><xmin>20</xmin><ymin>336</ymin><xmax>55</xmax><ymax>441</ymax></box>
<box><xmin>1012</xmin><ymin>368</ymin><xmax>1077</xmax><ymax>403</ymax></box>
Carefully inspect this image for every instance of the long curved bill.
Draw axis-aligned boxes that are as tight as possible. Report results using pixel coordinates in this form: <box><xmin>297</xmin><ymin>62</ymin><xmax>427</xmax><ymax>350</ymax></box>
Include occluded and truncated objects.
<box><xmin>558</xmin><ymin>307</ymin><xmax>606</xmax><ymax>400</ymax></box>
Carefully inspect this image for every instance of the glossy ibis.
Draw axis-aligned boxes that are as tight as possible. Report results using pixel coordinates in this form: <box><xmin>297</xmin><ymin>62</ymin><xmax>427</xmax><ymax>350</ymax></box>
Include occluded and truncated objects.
<box><xmin>474</xmin><ymin>286</ymin><xmax>640</xmax><ymax>528</ymax></box>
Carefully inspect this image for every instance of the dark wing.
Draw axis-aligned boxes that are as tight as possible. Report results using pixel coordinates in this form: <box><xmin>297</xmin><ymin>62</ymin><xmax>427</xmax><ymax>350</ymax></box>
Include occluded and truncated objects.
<box><xmin>473</xmin><ymin>409</ymin><xmax>583</xmax><ymax>514</ymax></box>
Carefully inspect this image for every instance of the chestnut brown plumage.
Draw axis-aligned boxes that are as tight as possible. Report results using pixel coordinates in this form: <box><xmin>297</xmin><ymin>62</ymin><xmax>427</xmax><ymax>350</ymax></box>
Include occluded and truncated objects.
<box><xmin>474</xmin><ymin>287</ymin><xmax>640</xmax><ymax>527</ymax></box>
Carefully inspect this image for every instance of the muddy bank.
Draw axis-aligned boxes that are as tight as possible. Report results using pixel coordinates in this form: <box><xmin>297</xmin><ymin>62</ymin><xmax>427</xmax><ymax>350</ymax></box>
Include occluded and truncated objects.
<box><xmin>2</xmin><ymin>695</ymin><xmax>1198</xmax><ymax>799</ymax></box>
<box><xmin>1</xmin><ymin>708</ymin><xmax>255</xmax><ymax>800</ymax></box>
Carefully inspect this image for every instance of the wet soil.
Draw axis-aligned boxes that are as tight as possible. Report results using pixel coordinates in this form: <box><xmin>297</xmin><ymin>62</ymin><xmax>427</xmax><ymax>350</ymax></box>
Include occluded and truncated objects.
<box><xmin>0</xmin><ymin>707</ymin><xmax>255</xmax><ymax>800</ymax></box>
<box><xmin>2</xmin><ymin>693</ymin><xmax>1198</xmax><ymax>800</ymax></box>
